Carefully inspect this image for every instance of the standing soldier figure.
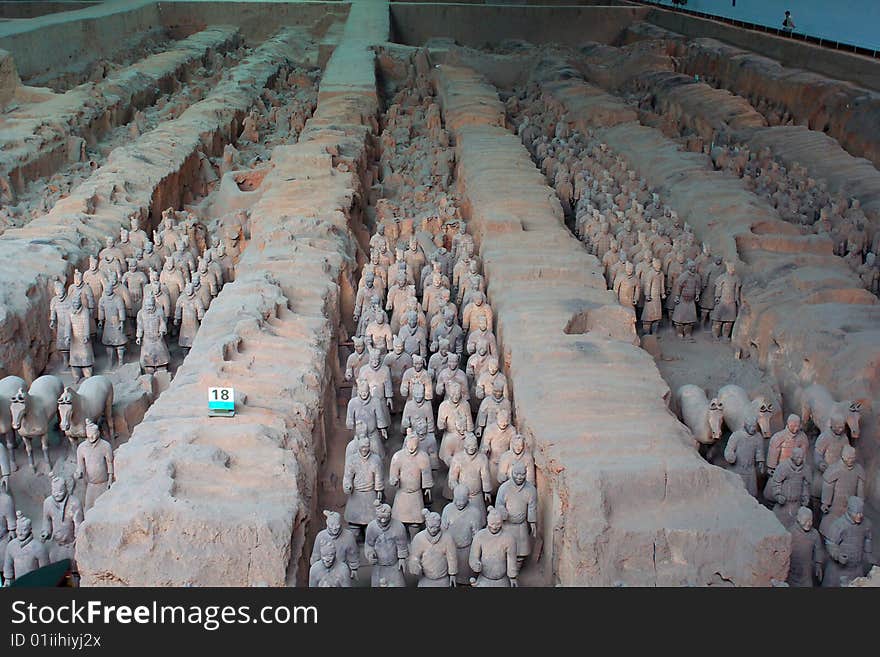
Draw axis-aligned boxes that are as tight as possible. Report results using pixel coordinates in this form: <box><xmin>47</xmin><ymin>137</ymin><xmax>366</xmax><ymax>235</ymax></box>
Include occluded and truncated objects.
<box><xmin>65</xmin><ymin>295</ymin><xmax>94</xmax><ymax>382</ymax></box>
<box><xmin>711</xmin><ymin>261</ymin><xmax>742</xmax><ymax>341</ymax></box>
<box><xmin>136</xmin><ymin>293</ymin><xmax>170</xmax><ymax>374</ymax></box>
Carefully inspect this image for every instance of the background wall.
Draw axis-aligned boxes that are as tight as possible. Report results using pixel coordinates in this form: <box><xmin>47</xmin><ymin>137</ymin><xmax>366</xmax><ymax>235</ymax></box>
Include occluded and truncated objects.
<box><xmin>646</xmin><ymin>0</ymin><xmax>880</xmax><ymax>51</ymax></box>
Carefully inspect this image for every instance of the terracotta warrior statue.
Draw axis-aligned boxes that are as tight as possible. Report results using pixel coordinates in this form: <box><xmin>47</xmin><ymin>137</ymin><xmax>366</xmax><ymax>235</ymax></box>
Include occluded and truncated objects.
<box><xmin>408</xmin><ymin>509</ymin><xmax>458</xmax><ymax>587</ymax></box>
<box><xmin>823</xmin><ymin>496</ymin><xmax>872</xmax><ymax>587</ymax></box>
<box><xmin>345</xmin><ymin>336</ymin><xmax>368</xmax><ymax>383</ymax></box>
<box><xmin>671</xmin><ymin>260</ymin><xmax>700</xmax><ymax>339</ymax></box>
<box><xmin>469</xmin><ymin>505</ymin><xmax>519</xmax><ymax>587</ymax></box>
<box><xmin>765</xmin><ymin>414</ymin><xmax>809</xmax><ymax>498</ymax></box>
<box><xmin>475</xmin><ymin>380</ymin><xmax>511</xmax><ymax>439</ymax></box>
<box><xmin>346</xmin><ymin>379</ymin><xmax>389</xmax><ymax>460</ymax></box>
<box><xmin>711</xmin><ymin>261</ymin><xmax>742</xmax><ymax>341</ymax></box>
<box><xmin>309</xmin><ymin>541</ymin><xmax>351</xmax><ymax>587</ymax></box>
<box><xmin>310</xmin><ymin>510</ymin><xmax>359</xmax><ymax>582</ymax></box>
<box><xmin>482</xmin><ymin>407</ymin><xmax>516</xmax><ymax>493</ymax></box>
<box><xmin>174</xmin><ymin>282</ymin><xmax>205</xmax><ymax>353</ymax></box>
<box><xmin>447</xmin><ymin>433</ymin><xmax>492</xmax><ymax>511</ymax></box>
<box><xmin>640</xmin><ymin>258</ymin><xmax>665</xmax><ymax>335</ymax></box>
<box><xmin>2</xmin><ymin>512</ymin><xmax>49</xmax><ymax>586</ymax></box>
<box><xmin>435</xmin><ymin>352</ymin><xmax>468</xmax><ymax>403</ymax></box>
<box><xmin>49</xmin><ymin>279</ymin><xmax>73</xmax><ymax>367</ymax></box>
<box><xmin>819</xmin><ymin>445</ymin><xmax>865</xmax><ymax>537</ymax></box>
<box><xmin>68</xmin><ymin>268</ymin><xmax>96</xmax><ymax>335</ymax></box>
<box><xmin>64</xmin><ymin>295</ymin><xmax>94</xmax><ymax>383</ymax></box>
<box><xmin>787</xmin><ymin>506</ymin><xmax>825</xmax><ymax>587</ymax></box>
<box><xmin>497</xmin><ymin>434</ymin><xmax>536</xmax><ymax>487</ymax></box>
<box><xmin>364</xmin><ymin>501</ymin><xmax>409</xmax><ymax>587</ymax></box>
<box><xmin>389</xmin><ymin>432</ymin><xmax>433</xmax><ymax>536</ymax></box>
<box><xmin>357</xmin><ymin>348</ymin><xmax>394</xmax><ymax>413</ymax></box>
<box><xmin>814</xmin><ymin>410</ymin><xmax>852</xmax><ymax>497</ymax></box>
<box><xmin>343</xmin><ymin>435</ymin><xmax>385</xmax><ymax>538</ymax></box>
<box><xmin>496</xmin><ymin>461</ymin><xmax>538</xmax><ymax>568</ymax></box>
<box><xmin>383</xmin><ymin>336</ymin><xmax>413</xmax><ymax>411</ymax></box>
<box><xmin>769</xmin><ymin>447</ymin><xmax>811</xmax><ymax>528</ymax></box>
<box><xmin>400</xmin><ymin>354</ymin><xmax>434</xmax><ymax>402</ymax></box>
<box><xmin>723</xmin><ymin>414</ymin><xmax>765</xmax><ymax>498</ymax></box>
<box><xmin>613</xmin><ymin>261</ymin><xmax>640</xmax><ymax>309</ymax></box>
<box><xmin>40</xmin><ymin>476</ymin><xmax>83</xmax><ymax>569</ymax></box>
<box><xmin>136</xmin><ymin>293</ymin><xmax>170</xmax><ymax>374</ymax></box>
<box><xmin>441</xmin><ymin>483</ymin><xmax>485</xmax><ymax>585</ymax></box>
<box><xmin>97</xmin><ymin>273</ymin><xmax>129</xmax><ymax>368</ymax></box>
<box><xmin>75</xmin><ymin>419</ymin><xmax>114</xmax><ymax>511</ymax></box>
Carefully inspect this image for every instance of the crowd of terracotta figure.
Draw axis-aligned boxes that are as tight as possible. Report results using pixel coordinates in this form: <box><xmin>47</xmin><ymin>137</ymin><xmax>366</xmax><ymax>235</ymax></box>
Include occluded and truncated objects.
<box><xmin>0</xmin><ymin>67</ymin><xmax>322</xmax><ymax>586</ymax></box>
<box><xmin>709</xmin><ymin>138</ymin><xmax>879</xmax><ymax>295</ymax></box>
<box><xmin>309</xmin><ymin>78</ymin><xmax>537</xmax><ymax>588</ymax></box>
<box><xmin>506</xmin><ymin>84</ymin><xmax>742</xmax><ymax>341</ymax></box>
<box><xmin>503</xmin><ymin>84</ymin><xmax>873</xmax><ymax>586</ymax></box>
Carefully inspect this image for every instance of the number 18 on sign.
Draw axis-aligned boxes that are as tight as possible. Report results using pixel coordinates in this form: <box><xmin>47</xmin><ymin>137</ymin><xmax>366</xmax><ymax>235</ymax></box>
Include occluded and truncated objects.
<box><xmin>208</xmin><ymin>387</ymin><xmax>235</xmax><ymax>417</ymax></box>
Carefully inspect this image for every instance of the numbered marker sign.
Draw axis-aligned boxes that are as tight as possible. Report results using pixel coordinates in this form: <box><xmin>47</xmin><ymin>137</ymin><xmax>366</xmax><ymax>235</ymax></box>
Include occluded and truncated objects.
<box><xmin>208</xmin><ymin>387</ymin><xmax>235</xmax><ymax>417</ymax></box>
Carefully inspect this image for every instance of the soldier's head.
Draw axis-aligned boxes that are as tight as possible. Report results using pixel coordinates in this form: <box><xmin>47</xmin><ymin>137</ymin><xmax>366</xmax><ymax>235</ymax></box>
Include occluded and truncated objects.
<box><xmin>406</xmin><ymin>310</ymin><xmax>418</xmax><ymax>328</ymax></box>
<box><xmin>652</xmin><ymin>258</ymin><xmax>661</xmax><ymax>272</ymax></box>
<box><xmin>743</xmin><ymin>414</ymin><xmax>758</xmax><ymax>436</ymax></box>
<box><xmin>790</xmin><ymin>447</ymin><xmax>804</xmax><ymax>467</ymax></box>
<box><xmin>477</xmin><ymin>314</ymin><xmax>489</xmax><ymax>332</ymax></box>
<box><xmin>401</xmin><ymin>374</ymin><xmax>421</xmax><ymax>402</ymax></box>
<box><xmin>686</xmin><ymin>260</ymin><xmax>696</xmax><ymax>273</ymax></box>
<box><xmin>319</xmin><ymin>540</ymin><xmax>337</xmax><ymax>568</ymax></box>
<box><xmin>487</xmin><ymin>358</ymin><xmax>499</xmax><ymax>376</ymax></box>
<box><xmin>448</xmin><ymin>381</ymin><xmax>462</xmax><ymax>404</ymax></box>
<box><xmin>51</xmin><ymin>476</ymin><xmax>68</xmax><ymax>503</ymax></box>
<box><xmin>15</xmin><ymin>512</ymin><xmax>32</xmax><ymax>541</ymax></box>
<box><xmin>73</xmin><ymin>269</ymin><xmax>83</xmax><ymax>286</ymax></box>
<box><xmin>473</xmin><ymin>291</ymin><xmax>484</xmax><ymax>306</ymax></box>
<box><xmin>726</xmin><ymin>262</ymin><xmax>736</xmax><ymax>276</ymax></box>
<box><xmin>356</xmin><ymin>378</ymin><xmax>370</xmax><ymax>401</ymax></box>
<box><xmin>405</xmin><ymin>430</ymin><xmax>419</xmax><ymax>455</ymax></box>
<box><xmin>85</xmin><ymin>418</ymin><xmax>101</xmax><ymax>444</ymax></box>
<box><xmin>447</xmin><ymin>352</ymin><xmax>460</xmax><ymax>371</ymax></box>
<box><xmin>368</xmin><ymin>348</ymin><xmax>381</xmax><ymax>369</ymax></box>
<box><xmin>440</xmin><ymin>288</ymin><xmax>451</xmax><ymax>304</ymax></box>
<box><xmin>105</xmin><ymin>236</ymin><xmax>114</xmax><ymax>249</ymax></box>
<box><xmin>184</xmin><ymin>282</ymin><xmax>194</xmax><ymax>297</ymax></box>
<box><xmin>496</xmin><ymin>407</ymin><xmax>510</xmax><ymax>430</ymax></box>
<box><xmin>444</xmin><ymin>307</ymin><xmax>455</xmax><ymax>326</ymax></box>
<box><xmin>71</xmin><ymin>295</ymin><xmax>83</xmax><ymax>313</ymax></box>
<box><xmin>795</xmin><ymin>506</ymin><xmax>812</xmax><ymax>532</ymax></box>
<box><xmin>375</xmin><ymin>310</ymin><xmax>386</xmax><ymax>325</ymax></box>
<box><xmin>412</xmin><ymin>354</ymin><xmax>424</xmax><ymax>371</ymax></box>
<box><xmin>357</xmin><ymin>434</ymin><xmax>371</xmax><ymax>459</ymax></box>
<box><xmin>453</xmin><ymin>484</ymin><xmax>470</xmax><ymax>510</ymax></box>
<box><xmin>511</xmin><ymin>434</ymin><xmax>525</xmax><ymax>455</ymax></box>
<box><xmin>163</xmin><ymin>257</ymin><xmax>174</xmax><ymax>271</ymax></box>
<box><xmin>437</xmin><ymin>337</ymin><xmax>450</xmax><ymax>356</ymax></box>
<box><xmin>423</xmin><ymin>509</ymin><xmax>442</xmax><ymax>536</ymax></box>
<box><xmin>353</xmin><ymin>336</ymin><xmax>365</xmax><ymax>354</ymax></box>
<box><xmin>89</xmin><ymin>255</ymin><xmax>98</xmax><ymax>271</ymax></box>
<box><xmin>492</xmin><ymin>379</ymin><xmax>505</xmax><ymax>401</ymax></box>
<box><xmin>323</xmin><ymin>510</ymin><xmax>343</xmax><ymax>538</ymax></box>
<box><xmin>841</xmin><ymin>445</ymin><xmax>857</xmax><ymax>469</ymax></box>
<box><xmin>396</xmin><ymin>271</ymin><xmax>406</xmax><ymax>288</ymax></box>
<box><xmin>512</xmin><ymin>461</ymin><xmax>527</xmax><ymax>486</ymax></box>
<box><xmin>846</xmin><ymin>496</ymin><xmax>864</xmax><ymax>524</ymax></box>
<box><xmin>54</xmin><ymin>279</ymin><xmax>65</xmax><ymax>298</ymax></box>
<box><xmin>464</xmin><ymin>433</ymin><xmax>478</xmax><ymax>456</ymax></box>
<box><xmin>830</xmin><ymin>411</ymin><xmax>846</xmax><ymax>436</ymax></box>
<box><xmin>390</xmin><ymin>335</ymin><xmax>403</xmax><ymax>355</ymax></box>
<box><xmin>374</xmin><ymin>500</ymin><xmax>391</xmax><ymax>527</ymax></box>
<box><xmin>625</xmin><ymin>261</ymin><xmax>635</xmax><ymax>276</ymax></box>
<box><xmin>486</xmin><ymin>506</ymin><xmax>503</xmax><ymax>534</ymax></box>
<box><xmin>786</xmin><ymin>414</ymin><xmax>801</xmax><ymax>434</ymax></box>
<box><xmin>365</xmin><ymin>270</ymin><xmax>375</xmax><ymax>286</ymax></box>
